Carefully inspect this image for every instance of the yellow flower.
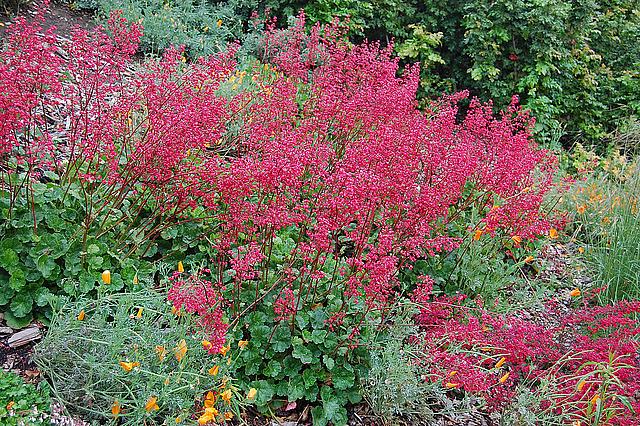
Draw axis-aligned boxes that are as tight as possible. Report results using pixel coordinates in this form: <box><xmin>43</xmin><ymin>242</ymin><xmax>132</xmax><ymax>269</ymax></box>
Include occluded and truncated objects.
<box><xmin>208</xmin><ymin>365</ymin><xmax>220</xmax><ymax>376</ymax></box>
<box><xmin>111</xmin><ymin>400</ymin><xmax>121</xmax><ymax>417</ymax></box>
<box><xmin>221</xmin><ymin>389</ymin><xmax>232</xmax><ymax>404</ymax></box>
<box><xmin>247</xmin><ymin>388</ymin><xmax>257</xmax><ymax>400</ymax></box>
<box><xmin>473</xmin><ymin>229</ymin><xmax>483</xmax><ymax>241</ymax></box>
<box><xmin>577</xmin><ymin>380</ymin><xmax>586</xmax><ymax>391</ymax></box>
<box><xmin>495</xmin><ymin>357</ymin><xmax>507</xmax><ymax>369</ymax></box>
<box><xmin>570</xmin><ymin>288</ymin><xmax>581</xmax><ymax>297</ymax></box>
<box><xmin>524</xmin><ymin>255</ymin><xmax>535</xmax><ymax>264</ymax></box>
<box><xmin>224</xmin><ymin>411</ymin><xmax>234</xmax><ymax>420</ymax></box>
<box><xmin>444</xmin><ymin>382</ymin><xmax>459</xmax><ymax>389</ymax></box>
<box><xmin>119</xmin><ymin>361</ymin><xmax>140</xmax><ymax>372</ymax></box>
<box><xmin>77</xmin><ymin>310</ymin><xmax>85</xmax><ymax>321</ymax></box>
<box><xmin>590</xmin><ymin>393</ymin><xmax>600</xmax><ymax>407</ymax></box>
<box><xmin>178</xmin><ymin>261</ymin><xmax>184</xmax><ymax>273</ymax></box>
<box><xmin>219</xmin><ymin>344</ymin><xmax>230</xmax><ymax>356</ymax></box>
<box><xmin>448</xmin><ymin>370</ymin><xmax>457</xmax><ymax>377</ymax></box>
<box><xmin>198</xmin><ymin>406</ymin><xmax>219</xmax><ymax>425</ymax></box>
<box><xmin>549</xmin><ymin>228</ymin><xmax>559</xmax><ymax>239</ymax></box>
<box><xmin>511</xmin><ymin>235</ymin><xmax>522</xmax><ymax>245</ymax></box>
<box><xmin>202</xmin><ymin>340</ymin><xmax>213</xmax><ymax>351</ymax></box>
<box><xmin>578</xmin><ymin>246</ymin><xmax>585</xmax><ymax>254</ymax></box>
<box><xmin>176</xmin><ymin>417</ymin><xmax>182</xmax><ymax>423</ymax></box>
<box><xmin>216</xmin><ymin>19</ymin><xmax>223</xmax><ymax>27</ymax></box>
<box><xmin>133</xmin><ymin>274</ymin><xmax>139</xmax><ymax>285</ymax></box>
<box><xmin>204</xmin><ymin>391</ymin><xmax>216</xmax><ymax>407</ymax></box>
<box><xmin>145</xmin><ymin>396</ymin><xmax>159</xmax><ymax>412</ymax></box>
<box><xmin>577</xmin><ymin>204</ymin><xmax>586</xmax><ymax>214</ymax></box>
<box><xmin>175</xmin><ymin>339</ymin><xmax>188</xmax><ymax>362</ymax></box>
<box><xmin>6</xmin><ymin>401</ymin><xmax>14</xmax><ymax>410</ymax></box>
<box><xmin>238</xmin><ymin>340</ymin><xmax>248</xmax><ymax>349</ymax></box>
<box><xmin>156</xmin><ymin>345</ymin><xmax>167</xmax><ymax>362</ymax></box>
<box><xmin>136</xmin><ymin>307</ymin><xmax>143</xmax><ymax>318</ymax></box>
<box><xmin>499</xmin><ymin>372</ymin><xmax>510</xmax><ymax>384</ymax></box>
<box><xmin>102</xmin><ymin>270</ymin><xmax>111</xmax><ymax>284</ymax></box>
<box><xmin>171</xmin><ymin>306</ymin><xmax>181</xmax><ymax>316</ymax></box>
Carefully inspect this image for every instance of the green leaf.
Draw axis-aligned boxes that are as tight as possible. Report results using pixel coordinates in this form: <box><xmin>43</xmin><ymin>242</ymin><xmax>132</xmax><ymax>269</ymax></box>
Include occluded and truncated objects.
<box><xmin>311</xmin><ymin>406</ymin><xmax>328</xmax><ymax>426</ymax></box>
<box><xmin>249</xmin><ymin>324</ymin><xmax>271</xmax><ymax>341</ymax></box>
<box><xmin>249</xmin><ymin>380</ymin><xmax>274</xmax><ymax>406</ymax></box>
<box><xmin>86</xmin><ymin>244</ymin><xmax>101</xmax><ymax>255</ymax></box>
<box><xmin>272</xmin><ymin>325</ymin><xmax>292</xmax><ymax>352</ymax></box>
<box><xmin>282</xmin><ymin>355</ymin><xmax>302</xmax><ymax>376</ymax></box>
<box><xmin>0</xmin><ymin>274</ymin><xmax>14</xmax><ymax>305</ymax></box>
<box><xmin>3</xmin><ymin>310</ymin><xmax>32</xmax><ymax>329</ymax></box>
<box><xmin>323</xmin><ymin>355</ymin><xmax>335</xmax><ymax>370</ymax></box>
<box><xmin>78</xmin><ymin>271</ymin><xmax>96</xmax><ymax>293</ymax></box>
<box><xmin>303</xmin><ymin>367</ymin><xmax>323</xmax><ymax>388</ymax></box>
<box><xmin>332</xmin><ymin>366</ymin><xmax>355</xmax><ymax>390</ymax></box>
<box><xmin>309</xmin><ymin>308</ymin><xmax>327</xmax><ymax>329</ymax></box>
<box><xmin>10</xmin><ymin>292</ymin><xmax>33</xmax><ymax>318</ymax></box>
<box><xmin>87</xmin><ymin>255</ymin><xmax>104</xmax><ymax>270</ymax></box>
<box><xmin>0</xmin><ymin>248</ymin><xmax>19</xmax><ymax>268</ymax></box>
<box><xmin>287</xmin><ymin>375</ymin><xmax>305</xmax><ymax>400</ymax></box>
<box><xmin>36</xmin><ymin>254</ymin><xmax>56</xmax><ymax>279</ymax></box>
<box><xmin>34</xmin><ymin>287</ymin><xmax>52</xmax><ymax>307</ymax></box>
<box><xmin>320</xmin><ymin>386</ymin><xmax>348</xmax><ymax>425</ymax></box>
<box><xmin>264</xmin><ymin>359</ymin><xmax>282</xmax><ymax>378</ymax></box>
<box><xmin>9</xmin><ymin>268</ymin><xmax>26</xmax><ymax>291</ymax></box>
<box><xmin>292</xmin><ymin>337</ymin><xmax>314</xmax><ymax>364</ymax></box>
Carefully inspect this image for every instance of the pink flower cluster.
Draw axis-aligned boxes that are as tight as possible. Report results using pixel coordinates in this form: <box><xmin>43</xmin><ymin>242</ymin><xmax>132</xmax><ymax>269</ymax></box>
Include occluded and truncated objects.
<box><xmin>411</xmin><ymin>286</ymin><xmax>640</xmax><ymax>424</ymax></box>
<box><xmin>3</xmin><ymin>9</ymin><xmax>556</xmax><ymax>350</ymax></box>
<box><xmin>167</xmin><ymin>270</ymin><xmax>228</xmax><ymax>354</ymax></box>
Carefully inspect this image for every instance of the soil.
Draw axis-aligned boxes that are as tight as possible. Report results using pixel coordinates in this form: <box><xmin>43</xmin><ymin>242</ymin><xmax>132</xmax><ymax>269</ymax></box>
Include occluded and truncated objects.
<box><xmin>0</xmin><ymin>0</ymin><xmax>95</xmax><ymax>39</ymax></box>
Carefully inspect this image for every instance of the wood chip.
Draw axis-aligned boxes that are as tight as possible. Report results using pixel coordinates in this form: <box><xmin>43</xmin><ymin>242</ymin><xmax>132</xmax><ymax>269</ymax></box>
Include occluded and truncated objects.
<box><xmin>7</xmin><ymin>326</ymin><xmax>42</xmax><ymax>348</ymax></box>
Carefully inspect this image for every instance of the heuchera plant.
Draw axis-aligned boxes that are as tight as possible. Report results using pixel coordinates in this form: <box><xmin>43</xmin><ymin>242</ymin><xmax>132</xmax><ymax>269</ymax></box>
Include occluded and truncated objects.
<box><xmin>410</xmin><ymin>279</ymin><xmax>640</xmax><ymax>425</ymax></box>
<box><xmin>2</xmin><ymin>7</ymin><xmax>557</xmax><ymax>421</ymax></box>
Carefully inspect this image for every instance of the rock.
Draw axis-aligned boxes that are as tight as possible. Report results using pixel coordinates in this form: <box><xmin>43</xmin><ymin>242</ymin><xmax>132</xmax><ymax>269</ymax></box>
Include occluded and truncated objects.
<box><xmin>7</xmin><ymin>326</ymin><xmax>42</xmax><ymax>348</ymax></box>
<box><xmin>0</xmin><ymin>326</ymin><xmax>13</xmax><ymax>335</ymax></box>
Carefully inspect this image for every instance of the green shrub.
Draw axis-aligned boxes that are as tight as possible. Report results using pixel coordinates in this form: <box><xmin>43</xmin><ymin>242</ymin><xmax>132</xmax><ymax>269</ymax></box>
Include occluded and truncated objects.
<box><xmin>0</xmin><ymin>371</ymin><xmax>51</xmax><ymax>426</ymax></box>
<box><xmin>0</xmin><ymin>172</ymin><xmax>213</xmax><ymax>328</ymax></box>
<box><xmin>73</xmin><ymin>0</ymin><xmax>247</xmax><ymax>57</ymax></box>
<box><xmin>34</xmin><ymin>287</ymin><xmax>246</xmax><ymax>425</ymax></box>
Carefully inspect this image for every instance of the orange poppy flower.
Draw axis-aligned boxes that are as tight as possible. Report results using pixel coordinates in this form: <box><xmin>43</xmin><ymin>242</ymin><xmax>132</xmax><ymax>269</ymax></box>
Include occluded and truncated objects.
<box><xmin>111</xmin><ymin>400</ymin><xmax>121</xmax><ymax>417</ymax></box>
<box><xmin>119</xmin><ymin>361</ymin><xmax>140</xmax><ymax>372</ymax></box>
<box><xmin>145</xmin><ymin>396</ymin><xmax>159</xmax><ymax>412</ymax></box>
<box><xmin>175</xmin><ymin>339</ymin><xmax>188</xmax><ymax>362</ymax></box>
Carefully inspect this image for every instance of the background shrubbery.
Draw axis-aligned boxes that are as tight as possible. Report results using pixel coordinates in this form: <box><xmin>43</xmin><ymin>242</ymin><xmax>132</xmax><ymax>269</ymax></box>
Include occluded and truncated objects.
<box><xmin>70</xmin><ymin>0</ymin><xmax>640</xmax><ymax>148</ymax></box>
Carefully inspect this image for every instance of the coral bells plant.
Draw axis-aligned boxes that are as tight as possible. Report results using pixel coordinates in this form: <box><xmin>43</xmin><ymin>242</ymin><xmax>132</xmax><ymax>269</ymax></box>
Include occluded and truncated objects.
<box><xmin>201</xmin><ymin>13</ymin><xmax>556</xmax><ymax>324</ymax></box>
<box><xmin>410</xmin><ymin>283</ymin><xmax>640</xmax><ymax>424</ymax></box>
<box><xmin>2</xmin><ymin>7</ymin><xmax>557</xmax><ymax>417</ymax></box>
